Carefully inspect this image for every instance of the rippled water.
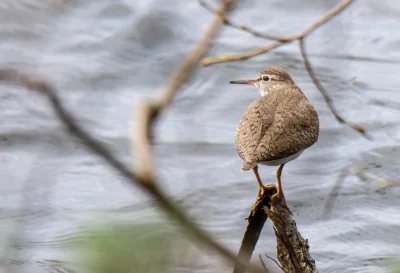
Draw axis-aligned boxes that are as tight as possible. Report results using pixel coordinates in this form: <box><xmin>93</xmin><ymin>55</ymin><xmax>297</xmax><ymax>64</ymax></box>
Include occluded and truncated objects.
<box><xmin>1</xmin><ymin>0</ymin><xmax>400</xmax><ymax>272</ymax></box>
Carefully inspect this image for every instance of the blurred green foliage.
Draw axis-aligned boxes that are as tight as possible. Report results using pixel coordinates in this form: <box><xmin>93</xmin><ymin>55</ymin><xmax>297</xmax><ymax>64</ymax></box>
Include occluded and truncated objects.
<box><xmin>386</xmin><ymin>257</ymin><xmax>400</xmax><ymax>273</ymax></box>
<box><xmin>74</xmin><ymin>222</ymin><xmax>190</xmax><ymax>273</ymax></box>
<box><xmin>390</xmin><ymin>263</ymin><xmax>400</xmax><ymax>273</ymax></box>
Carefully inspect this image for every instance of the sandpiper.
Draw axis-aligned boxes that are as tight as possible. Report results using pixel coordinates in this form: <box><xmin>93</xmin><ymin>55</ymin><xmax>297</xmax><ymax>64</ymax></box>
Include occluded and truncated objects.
<box><xmin>231</xmin><ymin>66</ymin><xmax>319</xmax><ymax>204</ymax></box>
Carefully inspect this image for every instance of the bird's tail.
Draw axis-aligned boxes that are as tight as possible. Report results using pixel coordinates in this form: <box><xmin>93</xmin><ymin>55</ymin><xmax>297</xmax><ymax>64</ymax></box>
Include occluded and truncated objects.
<box><xmin>241</xmin><ymin>161</ymin><xmax>257</xmax><ymax>171</ymax></box>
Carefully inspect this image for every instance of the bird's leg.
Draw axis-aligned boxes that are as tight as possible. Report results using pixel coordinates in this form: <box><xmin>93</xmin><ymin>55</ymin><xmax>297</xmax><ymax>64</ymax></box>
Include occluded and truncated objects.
<box><xmin>252</xmin><ymin>165</ymin><xmax>275</xmax><ymax>195</ymax></box>
<box><xmin>252</xmin><ymin>166</ymin><xmax>264</xmax><ymax>195</ymax></box>
<box><xmin>271</xmin><ymin>164</ymin><xmax>290</xmax><ymax>210</ymax></box>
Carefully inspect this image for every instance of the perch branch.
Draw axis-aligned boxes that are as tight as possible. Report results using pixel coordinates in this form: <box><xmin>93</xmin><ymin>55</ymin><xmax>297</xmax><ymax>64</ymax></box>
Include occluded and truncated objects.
<box><xmin>265</xmin><ymin>198</ymin><xmax>318</xmax><ymax>273</ymax></box>
<box><xmin>233</xmin><ymin>186</ymin><xmax>276</xmax><ymax>273</ymax></box>
<box><xmin>200</xmin><ymin>0</ymin><xmax>354</xmax><ymax>66</ymax></box>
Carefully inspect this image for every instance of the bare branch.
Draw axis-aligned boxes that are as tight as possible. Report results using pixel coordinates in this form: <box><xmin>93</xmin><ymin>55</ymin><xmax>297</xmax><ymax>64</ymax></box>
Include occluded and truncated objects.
<box><xmin>298</xmin><ymin>38</ymin><xmax>370</xmax><ymax>139</ymax></box>
<box><xmin>265</xmin><ymin>198</ymin><xmax>318</xmax><ymax>273</ymax></box>
<box><xmin>198</xmin><ymin>0</ymin><xmax>280</xmax><ymax>40</ymax></box>
<box><xmin>0</xmin><ymin>1</ymin><xmax>264</xmax><ymax>272</ymax></box>
<box><xmin>199</xmin><ymin>0</ymin><xmax>368</xmax><ymax>139</ymax></box>
<box><xmin>323</xmin><ymin>164</ymin><xmax>398</xmax><ymax>218</ymax></box>
<box><xmin>264</xmin><ymin>254</ymin><xmax>285</xmax><ymax>272</ymax></box>
<box><xmin>201</xmin><ymin>0</ymin><xmax>354</xmax><ymax>66</ymax></box>
<box><xmin>323</xmin><ymin>166</ymin><xmax>350</xmax><ymax>219</ymax></box>
<box><xmin>0</xmin><ymin>67</ymin><xmax>265</xmax><ymax>273</ymax></box>
<box><xmin>258</xmin><ymin>255</ymin><xmax>272</xmax><ymax>273</ymax></box>
<box><xmin>0</xmin><ymin>69</ymin><xmax>137</xmax><ymax>183</ymax></box>
<box><xmin>133</xmin><ymin>0</ymin><xmax>237</xmax><ymax>183</ymax></box>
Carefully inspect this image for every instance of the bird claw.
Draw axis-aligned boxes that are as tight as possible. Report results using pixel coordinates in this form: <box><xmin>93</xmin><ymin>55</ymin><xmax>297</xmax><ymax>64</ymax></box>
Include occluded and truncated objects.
<box><xmin>258</xmin><ymin>183</ymin><xmax>276</xmax><ymax>196</ymax></box>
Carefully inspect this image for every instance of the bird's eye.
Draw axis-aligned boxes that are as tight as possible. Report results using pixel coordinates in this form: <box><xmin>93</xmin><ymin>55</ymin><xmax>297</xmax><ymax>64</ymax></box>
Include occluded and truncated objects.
<box><xmin>262</xmin><ymin>76</ymin><xmax>270</xmax><ymax>82</ymax></box>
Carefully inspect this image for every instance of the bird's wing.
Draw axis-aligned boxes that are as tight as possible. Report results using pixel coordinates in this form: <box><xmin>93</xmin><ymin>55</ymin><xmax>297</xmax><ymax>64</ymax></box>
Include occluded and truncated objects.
<box><xmin>234</xmin><ymin>97</ymin><xmax>275</xmax><ymax>166</ymax></box>
<box><xmin>235</xmin><ymin>88</ymin><xmax>318</xmax><ymax>169</ymax></box>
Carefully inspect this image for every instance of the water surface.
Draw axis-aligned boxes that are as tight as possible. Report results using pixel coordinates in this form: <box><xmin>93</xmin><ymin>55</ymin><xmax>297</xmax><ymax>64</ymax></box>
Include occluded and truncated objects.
<box><xmin>1</xmin><ymin>0</ymin><xmax>400</xmax><ymax>272</ymax></box>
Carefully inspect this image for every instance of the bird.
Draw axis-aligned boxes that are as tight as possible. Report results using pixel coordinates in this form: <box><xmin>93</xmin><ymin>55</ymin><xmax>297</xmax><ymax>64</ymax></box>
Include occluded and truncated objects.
<box><xmin>230</xmin><ymin>66</ymin><xmax>319</xmax><ymax>205</ymax></box>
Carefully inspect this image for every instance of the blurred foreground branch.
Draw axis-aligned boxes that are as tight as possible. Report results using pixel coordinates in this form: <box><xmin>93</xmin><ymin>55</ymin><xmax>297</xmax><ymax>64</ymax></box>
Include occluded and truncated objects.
<box><xmin>0</xmin><ymin>1</ymin><xmax>267</xmax><ymax>272</ymax></box>
<box><xmin>134</xmin><ymin>0</ymin><xmax>237</xmax><ymax>183</ymax></box>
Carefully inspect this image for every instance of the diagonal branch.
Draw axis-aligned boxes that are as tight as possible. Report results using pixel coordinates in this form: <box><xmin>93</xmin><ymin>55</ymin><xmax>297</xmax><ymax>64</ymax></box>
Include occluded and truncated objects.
<box><xmin>0</xmin><ymin>68</ymin><xmax>264</xmax><ymax>273</ymax></box>
<box><xmin>0</xmin><ymin>1</ymin><xmax>263</xmax><ymax>272</ymax></box>
<box><xmin>200</xmin><ymin>0</ymin><xmax>354</xmax><ymax>66</ymax></box>
<box><xmin>299</xmin><ymin>38</ymin><xmax>369</xmax><ymax>139</ymax></box>
<box><xmin>133</xmin><ymin>0</ymin><xmax>237</xmax><ymax>183</ymax></box>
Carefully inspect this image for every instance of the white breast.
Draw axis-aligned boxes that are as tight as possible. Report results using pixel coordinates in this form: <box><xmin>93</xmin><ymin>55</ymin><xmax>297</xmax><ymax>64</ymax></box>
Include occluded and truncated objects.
<box><xmin>259</xmin><ymin>150</ymin><xmax>304</xmax><ymax>166</ymax></box>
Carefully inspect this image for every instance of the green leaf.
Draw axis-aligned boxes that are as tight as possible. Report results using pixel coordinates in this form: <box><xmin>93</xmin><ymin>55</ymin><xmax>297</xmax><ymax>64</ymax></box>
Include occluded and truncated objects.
<box><xmin>74</xmin><ymin>222</ymin><xmax>189</xmax><ymax>273</ymax></box>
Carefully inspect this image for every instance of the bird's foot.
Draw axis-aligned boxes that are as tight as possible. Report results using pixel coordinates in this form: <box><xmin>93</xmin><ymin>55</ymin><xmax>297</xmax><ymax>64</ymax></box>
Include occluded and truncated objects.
<box><xmin>258</xmin><ymin>183</ymin><xmax>276</xmax><ymax>196</ymax></box>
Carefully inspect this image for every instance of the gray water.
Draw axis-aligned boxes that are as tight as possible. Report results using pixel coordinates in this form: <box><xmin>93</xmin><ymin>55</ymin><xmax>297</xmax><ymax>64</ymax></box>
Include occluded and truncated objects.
<box><xmin>1</xmin><ymin>0</ymin><xmax>400</xmax><ymax>272</ymax></box>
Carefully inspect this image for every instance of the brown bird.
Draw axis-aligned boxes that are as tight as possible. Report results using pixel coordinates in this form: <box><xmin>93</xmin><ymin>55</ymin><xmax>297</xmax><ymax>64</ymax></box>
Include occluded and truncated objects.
<box><xmin>230</xmin><ymin>66</ymin><xmax>319</xmax><ymax>204</ymax></box>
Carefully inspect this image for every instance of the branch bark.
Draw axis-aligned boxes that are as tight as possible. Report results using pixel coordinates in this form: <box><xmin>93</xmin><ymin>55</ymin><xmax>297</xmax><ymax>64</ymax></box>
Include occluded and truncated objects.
<box><xmin>265</xmin><ymin>198</ymin><xmax>318</xmax><ymax>273</ymax></box>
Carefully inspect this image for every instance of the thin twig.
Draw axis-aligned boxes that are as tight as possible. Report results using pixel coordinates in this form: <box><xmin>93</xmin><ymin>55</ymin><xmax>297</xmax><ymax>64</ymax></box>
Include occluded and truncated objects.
<box><xmin>198</xmin><ymin>0</ymin><xmax>280</xmax><ymax>40</ymax></box>
<box><xmin>258</xmin><ymin>255</ymin><xmax>272</xmax><ymax>273</ymax></box>
<box><xmin>323</xmin><ymin>166</ymin><xmax>350</xmax><ymax>219</ymax></box>
<box><xmin>299</xmin><ymin>38</ymin><xmax>369</xmax><ymax>139</ymax></box>
<box><xmin>264</xmin><ymin>254</ymin><xmax>285</xmax><ymax>272</ymax></box>
<box><xmin>200</xmin><ymin>0</ymin><xmax>368</xmax><ymax>139</ymax></box>
<box><xmin>201</xmin><ymin>0</ymin><xmax>353</xmax><ymax>42</ymax></box>
<box><xmin>201</xmin><ymin>0</ymin><xmax>354</xmax><ymax>65</ymax></box>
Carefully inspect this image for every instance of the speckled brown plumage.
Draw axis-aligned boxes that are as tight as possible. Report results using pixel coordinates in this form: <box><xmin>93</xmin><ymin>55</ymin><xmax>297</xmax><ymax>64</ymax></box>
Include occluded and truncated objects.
<box><xmin>235</xmin><ymin>85</ymin><xmax>319</xmax><ymax>170</ymax></box>
<box><xmin>233</xmin><ymin>67</ymin><xmax>319</xmax><ymax>171</ymax></box>
<box><xmin>230</xmin><ymin>66</ymin><xmax>319</xmax><ymax>203</ymax></box>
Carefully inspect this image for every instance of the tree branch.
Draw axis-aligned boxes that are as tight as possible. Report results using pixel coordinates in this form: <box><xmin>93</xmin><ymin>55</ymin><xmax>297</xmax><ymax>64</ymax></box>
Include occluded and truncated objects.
<box><xmin>200</xmin><ymin>0</ymin><xmax>354</xmax><ymax>66</ymax></box>
<box><xmin>265</xmin><ymin>198</ymin><xmax>318</xmax><ymax>273</ymax></box>
<box><xmin>298</xmin><ymin>38</ymin><xmax>369</xmax><ymax>139</ymax></box>
<box><xmin>199</xmin><ymin>0</ymin><xmax>368</xmax><ymax>139</ymax></box>
<box><xmin>198</xmin><ymin>0</ymin><xmax>280</xmax><ymax>40</ymax></box>
<box><xmin>0</xmin><ymin>1</ymin><xmax>264</xmax><ymax>272</ymax></box>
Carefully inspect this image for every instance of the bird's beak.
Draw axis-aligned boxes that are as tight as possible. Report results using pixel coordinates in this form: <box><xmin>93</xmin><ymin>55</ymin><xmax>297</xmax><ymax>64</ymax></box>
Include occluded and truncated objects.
<box><xmin>229</xmin><ymin>79</ymin><xmax>256</xmax><ymax>85</ymax></box>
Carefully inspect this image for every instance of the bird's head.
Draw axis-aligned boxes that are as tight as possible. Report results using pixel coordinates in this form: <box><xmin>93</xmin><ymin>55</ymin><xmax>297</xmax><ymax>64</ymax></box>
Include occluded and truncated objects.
<box><xmin>230</xmin><ymin>66</ymin><xmax>295</xmax><ymax>97</ymax></box>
